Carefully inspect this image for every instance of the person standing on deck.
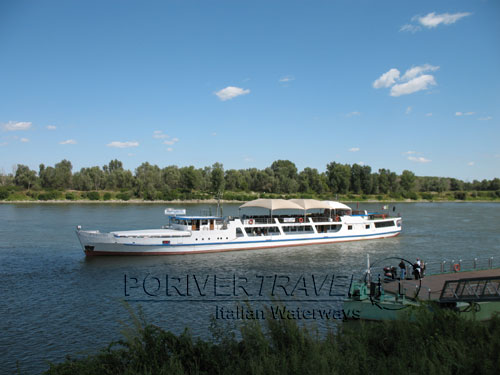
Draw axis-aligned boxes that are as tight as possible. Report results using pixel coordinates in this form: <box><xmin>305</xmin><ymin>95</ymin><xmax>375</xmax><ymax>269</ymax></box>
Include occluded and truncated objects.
<box><xmin>399</xmin><ymin>259</ymin><xmax>406</xmax><ymax>280</ymax></box>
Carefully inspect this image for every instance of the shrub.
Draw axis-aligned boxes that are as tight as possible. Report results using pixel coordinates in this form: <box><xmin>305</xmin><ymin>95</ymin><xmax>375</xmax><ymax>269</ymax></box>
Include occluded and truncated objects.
<box><xmin>0</xmin><ymin>188</ymin><xmax>9</xmax><ymax>200</ymax></box>
<box><xmin>38</xmin><ymin>191</ymin><xmax>61</xmax><ymax>200</ymax></box>
<box><xmin>116</xmin><ymin>192</ymin><xmax>131</xmax><ymax>201</ymax></box>
<box><xmin>454</xmin><ymin>191</ymin><xmax>467</xmax><ymax>200</ymax></box>
<box><xmin>86</xmin><ymin>191</ymin><xmax>100</xmax><ymax>200</ymax></box>
<box><xmin>65</xmin><ymin>192</ymin><xmax>76</xmax><ymax>200</ymax></box>
<box><xmin>420</xmin><ymin>192</ymin><xmax>433</xmax><ymax>200</ymax></box>
<box><xmin>103</xmin><ymin>192</ymin><xmax>112</xmax><ymax>201</ymax></box>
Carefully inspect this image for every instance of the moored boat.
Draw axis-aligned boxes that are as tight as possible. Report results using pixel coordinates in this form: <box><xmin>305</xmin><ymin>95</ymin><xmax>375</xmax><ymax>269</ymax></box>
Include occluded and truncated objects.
<box><xmin>76</xmin><ymin>199</ymin><xmax>402</xmax><ymax>256</ymax></box>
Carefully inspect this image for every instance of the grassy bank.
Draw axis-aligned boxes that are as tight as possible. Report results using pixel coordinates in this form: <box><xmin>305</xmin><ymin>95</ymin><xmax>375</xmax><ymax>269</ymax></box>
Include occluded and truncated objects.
<box><xmin>43</xmin><ymin>306</ymin><xmax>500</xmax><ymax>375</ymax></box>
<box><xmin>1</xmin><ymin>188</ymin><xmax>500</xmax><ymax>203</ymax></box>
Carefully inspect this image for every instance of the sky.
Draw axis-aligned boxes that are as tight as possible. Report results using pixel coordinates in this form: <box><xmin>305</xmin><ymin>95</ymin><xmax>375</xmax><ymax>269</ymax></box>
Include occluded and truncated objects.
<box><xmin>1</xmin><ymin>0</ymin><xmax>499</xmax><ymax>181</ymax></box>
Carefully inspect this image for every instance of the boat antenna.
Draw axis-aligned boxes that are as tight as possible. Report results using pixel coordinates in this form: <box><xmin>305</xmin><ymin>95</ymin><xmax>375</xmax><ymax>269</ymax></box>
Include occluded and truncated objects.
<box><xmin>216</xmin><ymin>190</ymin><xmax>223</xmax><ymax>217</ymax></box>
<box><xmin>366</xmin><ymin>253</ymin><xmax>371</xmax><ymax>283</ymax></box>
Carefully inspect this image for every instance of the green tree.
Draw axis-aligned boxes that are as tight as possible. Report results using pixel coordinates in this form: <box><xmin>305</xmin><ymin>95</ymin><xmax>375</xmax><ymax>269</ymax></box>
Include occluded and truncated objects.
<box><xmin>162</xmin><ymin>166</ymin><xmax>181</xmax><ymax>190</ymax></box>
<box><xmin>350</xmin><ymin>164</ymin><xmax>363</xmax><ymax>194</ymax></box>
<box><xmin>270</xmin><ymin>160</ymin><xmax>298</xmax><ymax>193</ymax></box>
<box><xmin>54</xmin><ymin>159</ymin><xmax>73</xmax><ymax>189</ymax></box>
<box><xmin>14</xmin><ymin>164</ymin><xmax>38</xmax><ymax>190</ymax></box>
<box><xmin>179</xmin><ymin>166</ymin><xmax>202</xmax><ymax>191</ymax></box>
<box><xmin>211</xmin><ymin>163</ymin><xmax>225</xmax><ymax>193</ymax></box>
<box><xmin>326</xmin><ymin>162</ymin><xmax>351</xmax><ymax>194</ymax></box>
<box><xmin>400</xmin><ymin>170</ymin><xmax>416</xmax><ymax>192</ymax></box>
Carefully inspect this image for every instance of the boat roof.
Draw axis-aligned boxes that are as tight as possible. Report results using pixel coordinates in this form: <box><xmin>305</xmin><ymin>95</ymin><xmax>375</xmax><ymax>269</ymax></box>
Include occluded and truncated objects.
<box><xmin>240</xmin><ymin>198</ymin><xmax>349</xmax><ymax>211</ymax></box>
<box><xmin>322</xmin><ymin>201</ymin><xmax>352</xmax><ymax>210</ymax></box>
<box><xmin>290</xmin><ymin>199</ymin><xmax>332</xmax><ymax>210</ymax></box>
<box><xmin>239</xmin><ymin>199</ymin><xmax>305</xmax><ymax>211</ymax></box>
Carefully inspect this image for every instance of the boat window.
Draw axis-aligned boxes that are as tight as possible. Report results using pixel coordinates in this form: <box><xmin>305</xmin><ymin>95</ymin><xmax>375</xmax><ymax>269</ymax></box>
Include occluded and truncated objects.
<box><xmin>201</xmin><ymin>220</ymin><xmax>208</xmax><ymax>225</ymax></box>
<box><xmin>374</xmin><ymin>221</ymin><xmax>395</xmax><ymax>228</ymax></box>
<box><xmin>365</xmin><ymin>225</ymin><xmax>370</xmax><ymax>229</ymax></box>
<box><xmin>282</xmin><ymin>225</ymin><xmax>314</xmax><ymax>234</ymax></box>
<box><xmin>244</xmin><ymin>226</ymin><xmax>280</xmax><ymax>236</ymax></box>
<box><xmin>348</xmin><ymin>225</ymin><xmax>353</xmax><ymax>230</ymax></box>
<box><xmin>236</xmin><ymin>228</ymin><xmax>244</xmax><ymax>237</ymax></box>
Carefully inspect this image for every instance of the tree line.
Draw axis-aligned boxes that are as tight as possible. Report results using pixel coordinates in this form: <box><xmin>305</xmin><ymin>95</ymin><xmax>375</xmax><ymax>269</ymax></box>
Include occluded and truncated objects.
<box><xmin>2</xmin><ymin>159</ymin><xmax>499</xmax><ymax>200</ymax></box>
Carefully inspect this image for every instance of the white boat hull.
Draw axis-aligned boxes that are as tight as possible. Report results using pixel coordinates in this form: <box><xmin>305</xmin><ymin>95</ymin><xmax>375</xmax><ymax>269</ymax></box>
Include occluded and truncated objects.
<box><xmin>77</xmin><ymin>216</ymin><xmax>402</xmax><ymax>256</ymax></box>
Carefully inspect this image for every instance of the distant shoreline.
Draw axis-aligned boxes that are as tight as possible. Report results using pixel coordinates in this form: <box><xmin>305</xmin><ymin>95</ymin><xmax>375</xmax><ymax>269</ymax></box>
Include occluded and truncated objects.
<box><xmin>1</xmin><ymin>199</ymin><xmax>498</xmax><ymax>204</ymax></box>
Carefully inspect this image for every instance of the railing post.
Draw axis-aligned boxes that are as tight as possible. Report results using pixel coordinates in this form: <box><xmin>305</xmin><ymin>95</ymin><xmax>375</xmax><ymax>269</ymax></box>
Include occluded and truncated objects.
<box><xmin>489</xmin><ymin>257</ymin><xmax>493</xmax><ymax>269</ymax></box>
<box><xmin>459</xmin><ymin>259</ymin><xmax>462</xmax><ymax>271</ymax></box>
<box><xmin>474</xmin><ymin>258</ymin><xmax>477</xmax><ymax>269</ymax></box>
<box><xmin>441</xmin><ymin>261</ymin><xmax>445</xmax><ymax>273</ymax></box>
<box><xmin>428</xmin><ymin>288</ymin><xmax>431</xmax><ymax>300</ymax></box>
<box><xmin>450</xmin><ymin>260</ymin><xmax>455</xmax><ymax>272</ymax></box>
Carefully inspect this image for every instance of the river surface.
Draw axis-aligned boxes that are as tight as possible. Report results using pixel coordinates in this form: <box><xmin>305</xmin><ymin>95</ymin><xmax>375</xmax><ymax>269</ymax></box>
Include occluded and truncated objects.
<box><xmin>1</xmin><ymin>202</ymin><xmax>499</xmax><ymax>374</ymax></box>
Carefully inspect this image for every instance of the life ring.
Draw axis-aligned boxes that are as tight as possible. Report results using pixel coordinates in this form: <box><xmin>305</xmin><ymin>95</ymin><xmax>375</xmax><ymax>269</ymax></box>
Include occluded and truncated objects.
<box><xmin>298</xmin><ymin>217</ymin><xmax>304</xmax><ymax>223</ymax></box>
<box><xmin>453</xmin><ymin>263</ymin><xmax>461</xmax><ymax>272</ymax></box>
<box><xmin>335</xmin><ymin>215</ymin><xmax>340</xmax><ymax>222</ymax></box>
<box><xmin>248</xmin><ymin>219</ymin><xmax>254</xmax><ymax>225</ymax></box>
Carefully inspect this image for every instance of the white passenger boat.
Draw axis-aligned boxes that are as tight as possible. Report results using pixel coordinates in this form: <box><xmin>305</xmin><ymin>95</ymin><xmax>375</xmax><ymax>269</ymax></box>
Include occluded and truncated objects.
<box><xmin>76</xmin><ymin>199</ymin><xmax>402</xmax><ymax>256</ymax></box>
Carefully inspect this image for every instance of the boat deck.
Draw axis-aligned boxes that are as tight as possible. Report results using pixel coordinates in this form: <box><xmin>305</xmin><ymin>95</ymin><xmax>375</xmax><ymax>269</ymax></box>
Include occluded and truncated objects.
<box><xmin>382</xmin><ymin>268</ymin><xmax>500</xmax><ymax>301</ymax></box>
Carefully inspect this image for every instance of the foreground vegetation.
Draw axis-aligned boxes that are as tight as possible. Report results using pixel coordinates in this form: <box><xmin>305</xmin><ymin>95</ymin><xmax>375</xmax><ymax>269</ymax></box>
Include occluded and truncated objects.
<box><xmin>44</xmin><ymin>306</ymin><xmax>500</xmax><ymax>375</ymax></box>
<box><xmin>2</xmin><ymin>159</ymin><xmax>499</xmax><ymax>202</ymax></box>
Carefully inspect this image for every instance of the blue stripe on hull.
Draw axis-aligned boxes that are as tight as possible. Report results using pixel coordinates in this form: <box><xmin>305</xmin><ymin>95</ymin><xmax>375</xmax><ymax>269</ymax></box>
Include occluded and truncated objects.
<box><xmin>122</xmin><ymin>230</ymin><xmax>401</xmax><ymax>247</ymax></box>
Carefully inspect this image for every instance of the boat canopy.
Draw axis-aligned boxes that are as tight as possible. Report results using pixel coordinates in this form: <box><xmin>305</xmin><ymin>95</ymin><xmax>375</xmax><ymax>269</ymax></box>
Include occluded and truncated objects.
<box><xmin>290</xmin><ymin>199</ymin><xmax>332</xmax><ymax>210</ymax></box>
<box><xmin>322</xmin><ymin>201</ymin><xmax>352</xmax><ymax>210</ymax></box>
<box><xmin>239</xmin><ymin>199</ymin><xmax>303</xmax><ymax>211</ymax></box>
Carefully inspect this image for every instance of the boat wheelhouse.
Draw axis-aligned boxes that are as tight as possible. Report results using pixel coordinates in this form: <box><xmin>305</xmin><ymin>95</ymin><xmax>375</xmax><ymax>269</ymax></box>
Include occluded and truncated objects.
<box><xmin>76</xmin><ymin>199</ymin><xmax>402</xmax><ymax>255</ymax></box>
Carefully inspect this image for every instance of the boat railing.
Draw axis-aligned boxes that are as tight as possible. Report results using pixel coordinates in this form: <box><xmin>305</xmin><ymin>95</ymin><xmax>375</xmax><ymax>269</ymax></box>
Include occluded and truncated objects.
<box><xmin>420</xmin><ymin>256</ymin><xmax>499</xmax><ymax>276</ymax></box>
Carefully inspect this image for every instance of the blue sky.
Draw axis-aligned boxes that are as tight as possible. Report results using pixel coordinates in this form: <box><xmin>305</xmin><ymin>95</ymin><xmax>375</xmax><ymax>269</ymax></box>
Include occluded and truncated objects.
<box><xmin>1</xmin><ymin>0</ymin><xmax>499</xmax><ymax>181</ymax></box>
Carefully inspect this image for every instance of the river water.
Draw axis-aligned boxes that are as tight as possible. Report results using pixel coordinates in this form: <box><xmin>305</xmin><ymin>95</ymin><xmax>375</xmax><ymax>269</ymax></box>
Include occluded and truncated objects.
<box><xmin>1</xmin><ymin>202</ymin><xmax>499</xmax><ymax>373</ymax></box>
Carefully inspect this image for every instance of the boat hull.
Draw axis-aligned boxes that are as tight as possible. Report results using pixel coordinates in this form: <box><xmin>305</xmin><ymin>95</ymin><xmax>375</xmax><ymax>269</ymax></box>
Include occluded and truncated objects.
<box><xmin>78</xmin><ymin>230</ymin><xmax>401</xmax><ymax>256</ymax></box>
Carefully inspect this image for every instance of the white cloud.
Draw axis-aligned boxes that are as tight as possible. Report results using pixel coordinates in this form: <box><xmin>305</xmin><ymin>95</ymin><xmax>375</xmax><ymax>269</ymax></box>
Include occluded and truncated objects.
<box><xmin>405</xmin><ymin>106</ymin><xmax>412</xmax><ymax>114</ymax></box>
<box><xmin>60</xmin><ymin>139</ymin><xmax>77</xmax><ymax>145</ymax></box>
<box><xmin>425</xmin><ymin>113</ymin><xmax>433</xmax><ymax>117</ymax></box>
<box><xmin>390</xmin><ymin>74</ymin><xmax>436</xmax><ymax>97</ymax></box>
<box><xmin>215</xmin><ymin>86</ymin><xmax>250</xmax><ymax>101</ymax></box>
<box><xmin>455</xmin><ymin>111</ymin><xmax>475</xmax><ymax>116</ymax></box>
<box><xmin>211</xmin><ymin>132</ymin><xmax>217</xmax><ymax>136</ymax></box>
<box><xmin>244</xmin><ymin>157</ymin><xmax>254</xmax><ymax>162</ymax></box>
<box><xmin>373</xmin><ymin>68</ymin><xmax>400</xmax><ymax>89</ymax></box>
<box><xmin>349</xmin><ymin>147</ymin><xmax>360</xmax><ymax>152</ymax></box>
<box><xmin>163</xmin><ymin>137</ymin><xmax>179</xmax><ymax>146</ymax></box>
<box><xmin>467</xmin><ymin>161</ymin><xmax>475</xmax><ymax>166</ymax></box>
<box><xmin>20</xmin><ymin>138</ymin><xmax>29</xmax><ymax>143</ymax></box>
<box><xmin>402</xmin><ymin>12</ymin><xmax>472</xmax><ymax>32</ymax></box>
<box><xmin>403</xmin><ymin>150</ymin><xmax>417</xmax><ymax>155</ymax></box>
<box><xmin>400</xmin><ymin>24</ymin><xmax>421</xmax><ymax>33</ymax></box>
<box><xmin>153</xmin><ymin>130</ymin><xmax>169</xmax><ymax>139</ymax></box>
<box><xmin>0</xmin><ymin>142</ymin><xmax>7</xmax><ymax>146</ymax></box>
<box><xmin>346</xmin><ymin>111</ymin><xmax>361</xmax><ymax>117</ymax></box>
<box><xmin>166</xmin><ymin>147</ymin><xmax>173</xmax><ymax>152</ymax></box>
<box><xmin>107</xmin><ymin>141</ymin><xmax>139</xmax><ymax>148</ymax></box>
<box><xmin>478</xmin><ymin>116</ymin><xmax>493</xmax><ymax>121</ymax></box>
<box><xmin>279</xmin><ymin>76</ymin><xmax>295</xmax><ymax>83</ymax></box>
<box><xmin>408</xmin><ymin>156</ymin><xmax>431</xmax><ymax>163</ymax></box>
<box><xmin>47</xmin><ymin>125</ymin><xmax>57</xmax><ymax>130</ymax></box>
<box><xmin>374</xmin><ymin>65</ymin><xmax>438</xmax><ymax>96</ymax></box>
<box><xmin>2</xmin><ymin>121</ymin><xmax>32</xmax><ymax>131</ymax></box>
<box><xmin>401</xmin><ymin>64</ymin><xmax>439</xmax><ymax>81</ymax></box>
<box><xmin>418</xmin><ymin>12</ymin><xmax>472</xmax><ymax>28</ymax></box>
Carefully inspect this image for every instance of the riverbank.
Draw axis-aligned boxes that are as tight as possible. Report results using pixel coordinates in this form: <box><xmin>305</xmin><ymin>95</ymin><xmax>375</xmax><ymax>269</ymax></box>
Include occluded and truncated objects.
<box><xmin>43</xmin><ymin>306</ymin><xmax>500</xmax><ymax>375</ymax></box>
<box><xmin>1</xmin><ymin>197</ymin><xmax>499</xmax><ymax>204</ymax></box>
